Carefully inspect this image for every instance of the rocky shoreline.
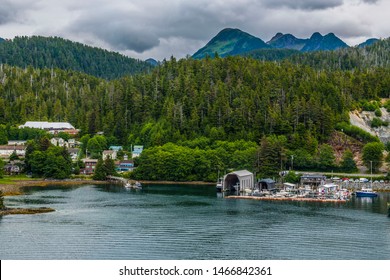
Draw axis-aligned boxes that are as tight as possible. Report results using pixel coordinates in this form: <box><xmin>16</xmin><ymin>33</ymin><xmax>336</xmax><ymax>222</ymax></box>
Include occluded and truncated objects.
<box><xmin>0</xmin><ymin>207</ymin><xmax>55</xmax><ymax>216</ymax></box>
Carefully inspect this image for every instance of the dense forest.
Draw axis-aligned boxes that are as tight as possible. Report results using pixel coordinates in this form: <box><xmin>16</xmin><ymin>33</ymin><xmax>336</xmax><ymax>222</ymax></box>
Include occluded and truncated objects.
<box><xmin>0</xmin><ymin>36</ymin><xmax>153</xmax><ymax>79</ymax></box>
<box><xmin>2</xmin><ymin>49</ymin><xmax>390</xmax><ymax>179</ymax></box>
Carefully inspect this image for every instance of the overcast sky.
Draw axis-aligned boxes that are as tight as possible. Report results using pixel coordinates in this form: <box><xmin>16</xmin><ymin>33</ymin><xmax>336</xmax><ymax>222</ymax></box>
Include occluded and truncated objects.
<box><xmin>0</xmin><ymin>0</ymin><xmax>389</xmax><ymax>60</ymax></box>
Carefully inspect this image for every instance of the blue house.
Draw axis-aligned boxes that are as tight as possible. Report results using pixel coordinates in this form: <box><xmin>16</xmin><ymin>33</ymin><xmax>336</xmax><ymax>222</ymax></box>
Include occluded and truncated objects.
<box><xmin>117</xmin><ymin>160</ymin><xmax>134</xmax><ymax>172</ymax></box>
<box><xmin>109</xmin><ymin>146</ymin><xmax>123</xmax><ymax>151</ymax></box>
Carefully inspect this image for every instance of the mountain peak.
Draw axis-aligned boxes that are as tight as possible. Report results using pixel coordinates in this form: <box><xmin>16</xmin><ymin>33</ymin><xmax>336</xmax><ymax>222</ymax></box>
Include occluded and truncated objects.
<box><xmin>358</xmin><ymin>38</ymin><xmax>379</xmax><ymax>48</ymax></box>
<box><xmin>192</xmin><ymin>28</ymin><xmax>269</xmax><ymax>59</ymax></box>
<box><xmin>310</xmin><ymin>32</ymin><xmax>323</xmax><ymax>40</ymax></box>
<box><xmin>302</xmin><ymin>32</ymin><xmax>348</xmax><ymax>52</ymax></box>
<box><xmin>267</xmin><ymin>33</ymin><xmax>307</xmax><ymax>50</ymax></box>
<box><xmin>269</xmin><ymin>32</ymin><xmax>284</xmax><ymax>43</ymax></box>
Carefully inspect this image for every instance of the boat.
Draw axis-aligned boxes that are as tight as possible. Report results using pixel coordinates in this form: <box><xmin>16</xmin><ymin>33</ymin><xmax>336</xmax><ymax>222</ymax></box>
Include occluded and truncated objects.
<box><xmin>355</xmin><ymin>188</ymin><xmax>378</xmax><ymax>197</ymax></box>
<box><xmin>216</xmin><ymin>178</ymin><xmax>223</xmax><ymax>192</ymax></box>
<box><xmin>124</xmin><ymin>182</ymin><xmax>132</xmax><ymax>189</ymax></box>
<box><xmin>134</xmin><ymin>181</ymin><xmax>142</xmax><ymax>189</ymax></box>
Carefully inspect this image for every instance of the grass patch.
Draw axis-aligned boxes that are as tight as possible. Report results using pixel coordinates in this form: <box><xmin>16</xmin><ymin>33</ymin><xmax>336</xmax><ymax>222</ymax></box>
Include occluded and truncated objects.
<box><xmin>0</xmin><ymin>175</ymin><xmax>41</xmax><ymax>185</ymax></box>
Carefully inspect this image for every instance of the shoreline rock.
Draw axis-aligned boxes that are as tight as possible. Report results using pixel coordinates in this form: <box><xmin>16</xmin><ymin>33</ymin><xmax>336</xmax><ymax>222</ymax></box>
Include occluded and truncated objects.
<box><xmin>0</xmin><ymin>207</ymin><xmax>55</xmax><ymax>216</ymax></box>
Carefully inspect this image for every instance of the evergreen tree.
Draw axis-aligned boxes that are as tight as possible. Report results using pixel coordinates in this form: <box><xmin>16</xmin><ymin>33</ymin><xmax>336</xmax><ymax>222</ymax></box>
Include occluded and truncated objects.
<box><xmin>340</xmin><ymin>149</ymin><xmax>358</xmax><ymax>172</ymax></box>
<box><xmin>103</xmin><ymin>156</ymin><xmax>117</xmax><ymax>177</ymax></box>
<box><xmin>362</xmin><ymin>142</ymin><xmax>384</xmax><ymax>173</ymax></box>
<box><xmin>93</xmin><ymin>158</ymin><xmax>106</xmax><ymax>180</ymax></box>
<box><xmin>317</xmin><ymin>144</ymin><xmax>336</xmax><ymax>171</ymax></box>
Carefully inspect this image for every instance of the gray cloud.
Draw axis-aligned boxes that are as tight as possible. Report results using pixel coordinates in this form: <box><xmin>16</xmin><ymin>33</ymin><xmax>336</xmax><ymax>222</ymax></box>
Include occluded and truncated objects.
<box><xmin>1</xmin><ymin>0</ymin><xmax>389</xmax><ymax>59</ymax></box>
<box><xmin>69</xmin><ymin>12</ymin><xmax>160</xmax><ymax>52</ymax></box>
<box><xmin>262</xmin><ymin>0</ymin><xmax>343</xmax><ymax>10</ymax></box>
<box><xmin>66</xmin><ymin>0</ymin><xmax>261</xmax><ymax>53</ymax></box>
<box><xmin>362</xmin><ymin>0</ymin><xmax>379</xmax><ymax>3</ymax></box>
<box><xmin>0</xmin><ymin>1</ymin><xmax>18</xmax><ymax>24</ymax></box>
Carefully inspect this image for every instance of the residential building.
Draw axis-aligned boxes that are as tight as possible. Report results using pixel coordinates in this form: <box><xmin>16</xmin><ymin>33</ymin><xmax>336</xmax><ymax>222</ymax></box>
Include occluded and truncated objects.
<box><xmin>8</xmin><ymin>140</ymin><xmax>27</xmax><ymax>146</ymax></box>
<box><xmin>81</xmin><ymin>159</ymin><xmax>98</xmax><ymax>175</ymax></box>
<box><xmin>50</xmin><ymin>137</ymin><xmax>66</xmax><ymax>147</ymax></box>
<box><xmin>0</xmin><ymin>145</ymin><xmax>26</xmax><ymax>158</ymax></box>
<box><xmin>102</xmin><ymin>150</ymin><xmax>117</xmax><ymax>160</ymax></box>
<box><xmin>132</xmin><ymin>145</ymin><xmax>143</xmax><ymax>158</ymax></box>
<box><xmin>3</xmin><ymin>160</ymin><xmax>24</xmax><ymax>175</ymax></box>
<box><xmin>116</xmin><ymin>160</ymin><xmax>134</xmax><ymax>172</ymax></box>
<box><xmin>68</xmin><ymin>148</ymin><xmax>80</xmax><ymax>161</ymax></box>
<box><xmin>109</xmin><ymin>146</ymin><xmax>123</xmax><ymax>151</ymax></box>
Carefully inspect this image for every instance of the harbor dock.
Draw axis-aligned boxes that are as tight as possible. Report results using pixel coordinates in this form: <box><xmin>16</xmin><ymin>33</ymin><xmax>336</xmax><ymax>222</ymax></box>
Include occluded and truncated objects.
<box><xmin>226</xmin><ymin>195</ymin><xmax>348</xmax><ymax>203</ymax></box>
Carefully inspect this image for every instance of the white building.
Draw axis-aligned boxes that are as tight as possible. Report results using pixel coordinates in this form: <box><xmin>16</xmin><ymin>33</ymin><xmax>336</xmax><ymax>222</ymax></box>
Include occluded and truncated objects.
<box><xmin>19</xmin><ymin>121</ymin><xmax>78</xmax><ymax>135</ymax></box>
<box><xmin>0</xmin><ymin>145</ymin><xmax>26</xmax><ymax>158</ymax></box>
<box><xmin>223</xmin><ymin>170</ymin><xmax>254</xmax><ymax>193</ymax></box>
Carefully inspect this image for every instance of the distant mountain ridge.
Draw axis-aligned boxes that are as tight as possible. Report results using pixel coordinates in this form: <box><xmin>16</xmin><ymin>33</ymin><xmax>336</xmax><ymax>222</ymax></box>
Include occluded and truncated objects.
<box><xmin>0</xmin><ymin>36</ymin><xmax>153</xmax><ymax>79</ymax></box>
<box><xmin>301</xmin><ymin>32</ymin><xmax>348</xmax><ymax>51</ymax></box>
<box><xmin>193</xmin><ymin>28</ymin><xmax>376</xmax><ymax>58</ymax></box>
<box><xmin>267</xmin><ymin>33</ymin><xmax>308</xmax><ymax>50</ymax></box>
<box><xmin>192</xmin><ymin>28</ymin><xmax>269</xmax><ymax>59</ymax></box>
<box><xmin>358</xmin><ymin>38</ymin><xmax>379</xmax><ymax>48</ymax></box>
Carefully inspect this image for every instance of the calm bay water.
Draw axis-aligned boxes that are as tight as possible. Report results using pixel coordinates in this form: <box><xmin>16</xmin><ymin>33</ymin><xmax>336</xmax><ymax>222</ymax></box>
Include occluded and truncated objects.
<box><xmin>1</xmin><ymin>184</ymin><xmax>390</xmax><ymax>260</ymax></box>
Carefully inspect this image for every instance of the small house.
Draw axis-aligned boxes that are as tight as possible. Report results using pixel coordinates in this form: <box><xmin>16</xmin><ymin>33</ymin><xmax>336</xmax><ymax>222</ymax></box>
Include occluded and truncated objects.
<box><xmin>81</xmin><ymin>159</ymin><xmax>98</xmax><ymax>175</ymax></box>
<box><xmin>132</xmin><ymin>145</ymin><xmax>144</xmax><ymax>158</ymax></box>
<box><xmin>117</xmin><ymin>160</ymin><xmax>134</xmax><ymax>172</ymax></box>
<box><xmin>258</xmin><ymin>178</ymin><xmax>276</xmax><ymax>191</ymax></box>
<box><xmin>0</xmin><ymin>145</ymin><xmax>26</xmax><ymax>158</ymax></box>
<box><xmin>102</xmin><ymin>150</ymin><xmax>117</xmax><ymax>160</ymax></box>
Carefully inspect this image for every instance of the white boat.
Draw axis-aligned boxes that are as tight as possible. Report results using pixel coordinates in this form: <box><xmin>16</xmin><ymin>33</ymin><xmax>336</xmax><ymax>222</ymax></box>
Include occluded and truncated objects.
<box><xmin>216</xmin><ymin>178</ymin><xmax>223</xmax><ymax>192</ymax></box>
<box><xmin>124</xmin><ymin>183</ymin><xmax>132</xmax><ymax>189</ymax></box>
<box><xmin>134</xmin><ymin>181</ymin><xmax>142</xmax><ymax>189</ymax></box>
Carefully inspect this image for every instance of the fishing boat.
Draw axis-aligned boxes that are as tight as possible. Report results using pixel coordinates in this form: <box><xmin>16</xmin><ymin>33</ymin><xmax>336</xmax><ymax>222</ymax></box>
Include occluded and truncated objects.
<box><xmin>355</xmin><ymin>187</ymin><xmax>378</xmax><ymax>197</ymax></box>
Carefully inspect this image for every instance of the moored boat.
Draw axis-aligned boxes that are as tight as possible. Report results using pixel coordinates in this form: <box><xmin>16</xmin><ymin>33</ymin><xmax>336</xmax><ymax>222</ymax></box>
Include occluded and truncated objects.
<box><xmin>355</xmin><ymin>188</ymin><xmax>378</xmax><ymax>197</ymax></box>
<box><xmin>216</xmin><ymin>178</ymin><xmax>223</xmax><ymax>192</ymax></box>
<box><xmin>134</xmin><ymin>181</ymin><xmax>142</xmax><ymax>189</ymax></box>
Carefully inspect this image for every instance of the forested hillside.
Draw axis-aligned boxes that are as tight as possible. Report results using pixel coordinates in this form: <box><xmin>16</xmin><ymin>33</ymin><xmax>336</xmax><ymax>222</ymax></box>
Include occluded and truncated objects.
<box><xmin>2</xmin><ymin>55</ymin><xmax>390</xmax><ymax>179</ymax></box>
<box><xmin>2</xmin><ymin>56</ymin><xmax>390</xmax><ymax>143</ymax></box>
<box><xmin>0</xmin><ymin>36</ymin><xmax>153</xmax><ymax>79</ymax></box>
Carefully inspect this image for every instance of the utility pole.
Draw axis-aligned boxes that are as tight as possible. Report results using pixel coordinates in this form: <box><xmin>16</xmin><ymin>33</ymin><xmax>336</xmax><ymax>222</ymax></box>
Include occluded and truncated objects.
<box><xmin>291</xmin><ymin>155</ymin><xmax>294</xmax><ymax>171</ymax></box>
<box><xmin>370</xmin><ymin>160</ymin><xmax>373</xmax><ymax>188</ymax></box>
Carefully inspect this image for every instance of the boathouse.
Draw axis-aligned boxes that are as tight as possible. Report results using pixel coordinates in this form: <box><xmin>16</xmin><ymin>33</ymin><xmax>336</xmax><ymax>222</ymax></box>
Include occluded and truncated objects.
<box><xmin>300</xmin><ymin>174</ymin><xmax>326</xmax><ymax>188</ymax></box>
<box><xmin>258</xmin><ymin>178</ymin><xmax>276</xmax><ymax>191</ymax></box>
<box><xmin>223</xmin><ymin>170</ymin><xmax>254</xmax><ymax>192</ymax></box>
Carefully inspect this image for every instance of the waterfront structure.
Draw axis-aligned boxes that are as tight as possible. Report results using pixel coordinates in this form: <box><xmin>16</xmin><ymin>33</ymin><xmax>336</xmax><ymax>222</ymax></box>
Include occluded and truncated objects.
<box><xmin>223</xmin><ymin>170</ymin><xmax>254</xmax><ymax>193</ymax></box>
<box><xmin>258</xmin><ymin>178</ymin><xmax>276</xmax><ymax>191</ymax></box>
<box><xmin>300</xmin><ymin>174</ymin><xmax>326</xmax><ymax>188</ymax></box>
